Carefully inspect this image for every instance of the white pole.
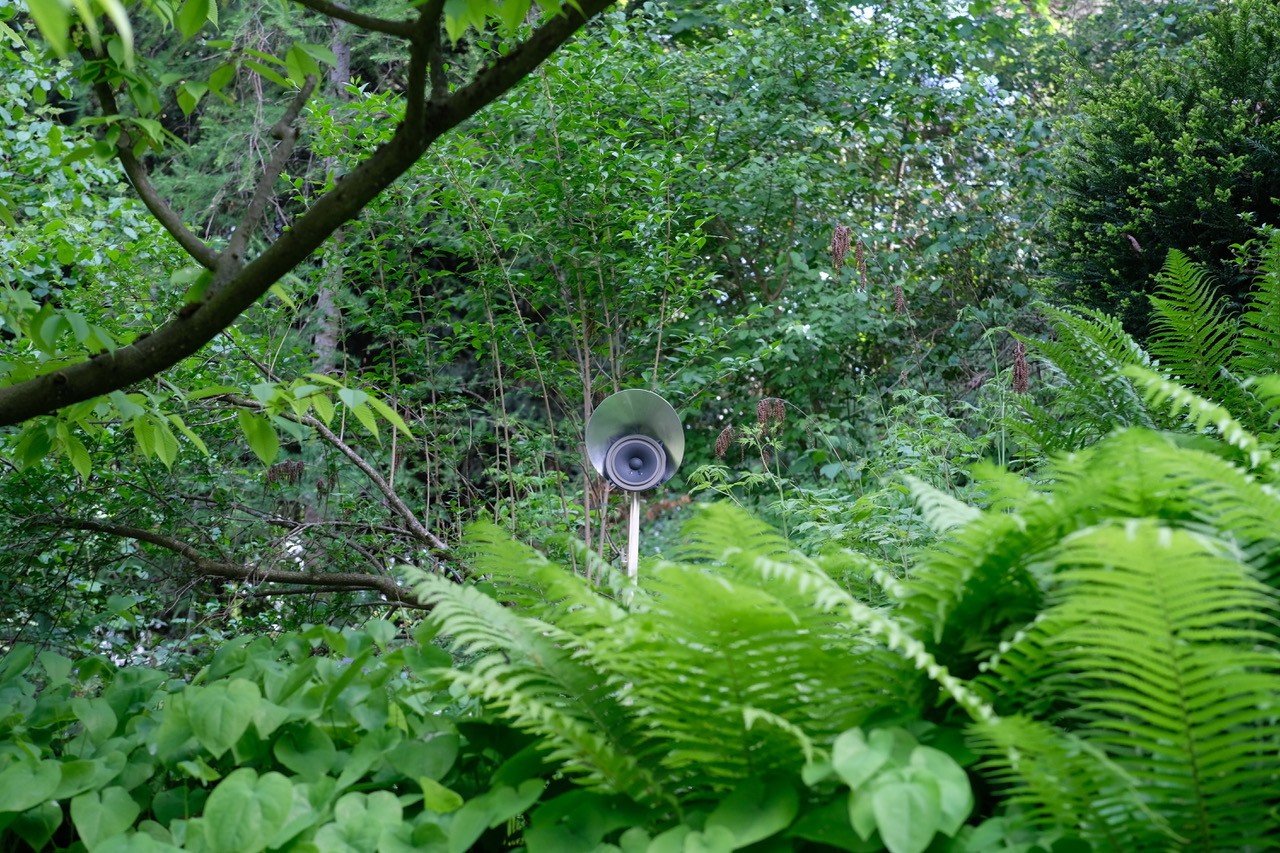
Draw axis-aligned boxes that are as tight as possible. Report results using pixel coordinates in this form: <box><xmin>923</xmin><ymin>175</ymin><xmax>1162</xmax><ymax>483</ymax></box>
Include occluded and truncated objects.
<box><xmin>627</xmin><ymin>491</ymin><xmax>641</xmax><ymax>584</ymax></box>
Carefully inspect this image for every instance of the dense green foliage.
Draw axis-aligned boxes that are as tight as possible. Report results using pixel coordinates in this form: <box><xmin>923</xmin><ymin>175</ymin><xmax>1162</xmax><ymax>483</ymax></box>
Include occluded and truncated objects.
<box><xmin>1049</xmin><ymin>0</ymin><xmax>1280</xmax><ymax>335</ymax></box>
<box><xmin>7</xmin><ymin>0</ymin><xmax>1280</xmax><ymax>848</ymax></box>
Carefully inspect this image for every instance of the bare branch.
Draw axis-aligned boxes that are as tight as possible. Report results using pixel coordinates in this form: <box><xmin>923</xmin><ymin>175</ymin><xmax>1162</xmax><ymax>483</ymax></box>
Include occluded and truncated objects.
<box><xmin>87</xmin><ymin>73</ymin><xmax>219</xmax><ymax>269</ymax></box>
<box><xmin>289</xmin><ymin>0</ymin><xmax>416</xmax><ymax>39</ymax></box>
<box><xmin>42</xmin><ymin>517</ymin><xmax>425</xmax><ymax>606</ymax></box>
<box><xmin>217</xmin><ymin>76</ymin><xmax>317</xmax><ymax>282</ymax></box>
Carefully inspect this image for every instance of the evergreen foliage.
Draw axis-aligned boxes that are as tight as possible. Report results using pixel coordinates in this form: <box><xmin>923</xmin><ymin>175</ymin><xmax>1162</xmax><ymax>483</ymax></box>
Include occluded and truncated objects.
<box><xmin>1050</xmin><ymin>0</ymin><xmax>1280</xmax><ymax>336</ymax></box>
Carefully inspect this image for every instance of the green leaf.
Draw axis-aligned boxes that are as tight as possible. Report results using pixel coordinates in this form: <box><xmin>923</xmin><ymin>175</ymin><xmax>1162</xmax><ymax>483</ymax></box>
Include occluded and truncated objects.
<box><xmin>24</xmin><ymin>0</ymin><xmax>71</xmax><ymax>56</ymax></box>
<box><xmin>273</xmin><ymin>722</ymin><xmax>336</xmax><ymax>780</ymax></box>
<box><xmin>387</xmin><ymin>734</ymin><xmax>459</xmax><ymax>782</ymax></box>
<box><xmin>11</xmin><ymin>801</ymin><xmax>62</xmax><ymax>850</ymax></box>
<box><xmin>150</xmin><ymin>416</ymin><xmax>179</xmax><ymax>468</ymax></box>
<box><xmin>168</xmin><ymin>415</ymin><xmax>209</xmax><ymax>455</ymax></box>
<box><xmin>53</xmin><ymin>754</ymin><xmax>128</xmax><ymax>800</ymax></box>
<box><xmin>237</xmin><ymin>410</ymin><xmax>280</xmax><ymax>465</ymax></box>
<box><xmin>188</xmin><ymin>679</ymin><xmax>261</xmax><ymax>759</ymax></box>
<box><xmin>908</xmin><ymin>746</ymin><xmax>972</xmax><ymax>836</ymax></box>
<box><xmin>176</xmin><ymin>0</ymin><xmax>209</xmax><ymax>39</ymax></box>
<box><xmin>833</xmin><ymin>728</ymin><xmax>891</xmax><ymax>791</ymax></box>
<box><xmin>176</xmin><ymin>81</ymin><xmax>208</xmax><ymax>116</ymax></box>
<box><xmin>71</xmin><ymin>787</ymin><xmax>141</xmax><ymax>850</ymax></box>
<box><xmin>71</xmin><ymin>697</ymin><xmax>118</xmax><ymax>745</ymax></box>
<box><xmin>350</xmin><ymin>402</ymin><xmax>379</xmax><ymax>439</ymax></box>
<box><xmin>297</xmin><ymin>42</ymin><xmax>336</xmax><ymax>65</ymax></box>
<box><xmin>420</xmin><ymin>777</ymin><xmax>463</xmax><ymax>813</ymax></box>
<box><xmin>871</xmin><ymin>779</ymin><xmax>941</xmax><ymax>853</ymax></box>
<box><xmin>38</xmin><ymin>650</ymin><xmax>74</xmax><ymax>684</ymax></box>
<box><xmin>108</xmin><ymin>390</ymin><xmax>147</xmax><ymax>419</ymax></box>
<box><xmin>366</xmin><ymin>395</ymin><xmax>412</xmax><ymax>436</ymax></box>
<box><xmin>705</xmin><ymin>776</ymin><xmax>799</xmax><ymax>847</ymax></box>
<box><xmin>0</xmin><ymin>761</ymin><xmax>60</xmax><ymax>814</ymax></box>
<box><xmin>244</xmin><ymin>59</ymin><xmax>290</xmax><ymax>88</ymax></box>
<box><xmin>311</xmin><ymin>393</ymin><xmax>335</xmax><ymax>424</ymax></box>
<box><xmin>202</xmin><ymin>769</ymin><xmax>292</xmax><ymax>853</ymax></box>
<box><xmin>14</xmin><ymin>423</ymin><xmax>54</xmax><ymax>469</ymax></box>
<box><xmin>284</xmin><ymin>43</ymin><xmax>320</xmax><ymax>86</ymax></box>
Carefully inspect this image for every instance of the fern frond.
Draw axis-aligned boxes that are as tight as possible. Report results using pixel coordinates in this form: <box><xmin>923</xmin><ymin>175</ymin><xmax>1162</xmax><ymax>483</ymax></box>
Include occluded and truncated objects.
<box><xmin>1011</xmin><ymin>303</ymin><xmax>1157</xmax><ymax>453</ymax></box>
<box><xmin>1121</xmin><ymin>366</ymin><xmax>1272</xmax><ymax>469</ymax></box>
<box><xmin>676</xmin><ymin>502</ymin><xmax>795</xmax><ymax>565</ymax></box>
<box><xmin>600</xmin><ymin>562</ymin><xmax>901</xmax><ymax>787</ymax></box>
<box><xmin>905</xmin><ymin>475</ymin><xmax>981</xmax><ymax>533</ymax></box>
<box><xmin>970</xmin><ymin>715</ymin><xmax>1178</xmax><ymax>850</ymax></box>
<box><xmin>1236</xmin><ymin>228</ymin><xmax>1280</xmax><ymax>375</ymax></box>
<box><xmin>1148</xmin><ymin>248</ymin><xmax>1240</xmax><ymax>401</ymax></box>
<box><xmin>407</xmin><ymin>571</ymin><xmax>658</xmax><ymax>800</ymax></box>
<box><xmin>1244</xmin><ymin>373</ymin><xmax>1280</xmax><ymax>432</ymax></box>
<box><xmin>981</xmin><ymin>519</ymin><xmax>1280</xmax><ymax>850</ymax></box>
<box><xmin>461</xmin><ymin>521</ymin><xmax>626</xmax><ymax>631</ymax></box>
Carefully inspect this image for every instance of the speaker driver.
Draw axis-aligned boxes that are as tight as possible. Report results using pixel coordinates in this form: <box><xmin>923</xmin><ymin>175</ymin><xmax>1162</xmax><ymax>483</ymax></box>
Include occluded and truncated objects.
<box><xmin>604</xmin><ymin>434</ymin><xmax>666</xmax><ymax>491</ymax></box>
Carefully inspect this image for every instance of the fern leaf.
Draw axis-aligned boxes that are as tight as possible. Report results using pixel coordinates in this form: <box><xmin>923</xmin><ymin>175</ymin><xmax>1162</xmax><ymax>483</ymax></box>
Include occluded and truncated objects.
<box><xmin>905</xmin><ymin>475</ymin><xmax>981</xmax><ymax>533</ymax></box>
<box><xmin>1011</xmin><ymin>303</ymin><xmax>1157</xmax><ymax>453</ymax></box>
<box><xmin>970</xmin><ymin>715</ymin><xmax>1178</xmax><ymax>849</ymax></box>
<box><xmin>980</xmin><ymin>520</ymin><xmax>1280</xmax><ymax>850</ymax></box>
<box><xmin>1236</xmin><ymin>228</ymin><xmax>1280</xmax><ymax>375</ymax></box>
<box><xmin>1121</xmin><ymin>366</ymin><xmax>1271</xmax><ymax>468</ymax></box>
<box><xmin>407</xmin><ymin>571</ymin><xmax>658</xmax><ymax>800</ymax></box>
<box><xmin>1147</xmin><ymin>249</ymin><xmax>1240</xmax><ymax>401</ymax></box>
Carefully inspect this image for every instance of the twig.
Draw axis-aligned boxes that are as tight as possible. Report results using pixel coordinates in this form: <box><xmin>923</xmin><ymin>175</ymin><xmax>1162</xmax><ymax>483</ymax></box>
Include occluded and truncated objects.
<box><xmin>215</xmin><ymin>76</ymin><xmax>317</xmax><ymax>284</ymax></box>
<box><xmin>221</xmin><ymin>394</ymin><xmax>451</xmax><ymax>555</ymax></box>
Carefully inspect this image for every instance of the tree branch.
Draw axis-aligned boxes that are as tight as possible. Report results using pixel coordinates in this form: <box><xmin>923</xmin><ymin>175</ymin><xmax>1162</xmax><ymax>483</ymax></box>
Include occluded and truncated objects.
<box><xmin>289</xmin><ymin>0</ymin><xmax>416</xmax><ymax>39</ymax></box>
<box><xmin>0</xmin><ymin>0</ymin><xmax>616</xmax><ymax>426</ymax></box>
<box><xmin>216</xmin><ymin>76</ymin><xmax>317</xmax><ymax>285</ymax></box>
<box><xmin>42</xmin><ymin>517</ymin><xmax>425</xmax><ymax>607</ymax></box>
<box><xmin>222</xmin><ymin>394</ymin><xmax>451</xmax><ymax>555</ymax></box>
<box><xmin>87</xmin><ymin>72</ymin><xmax>219</xmax><ymax>270</ymax></box>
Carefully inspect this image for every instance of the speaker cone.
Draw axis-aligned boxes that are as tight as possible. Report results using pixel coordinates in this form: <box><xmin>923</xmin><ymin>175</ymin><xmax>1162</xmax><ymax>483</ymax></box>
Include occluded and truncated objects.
<box><xmin>603</xmin><ymin>434</ymin><xmax>666</xmax><ymax>491</ymax></box>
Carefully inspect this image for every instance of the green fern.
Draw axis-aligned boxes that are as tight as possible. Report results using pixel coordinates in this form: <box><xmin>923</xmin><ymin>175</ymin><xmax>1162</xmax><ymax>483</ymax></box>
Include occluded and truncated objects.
<box><xmin>1010</xmin><ymin>303</ymin><xmax>1157</xmax><ymax>455</ymax></box>
<box><xmin>1122</xmin><ymin>365</ymin><xmax>1273</xmax><ymax>470</ymax></box>
<box><xmin>408</xmin><ymin>503</ymin><xmax>998</xmax><ymax>809</ymax></box>
<box><xmin>408</xmin><ymin>573</ymin><xmax>658</xmax><ymax>799</ymax></box>
<box><xmin>977</xmin><ymin>520</ymin><xmax>1280</xmax><ymax>851</ymax></box>
<box><xmin>1147</xmin><ymin>248</ymin><xmax>1240</xmax><ymax>403</ymax></box>
<box><xmin>890</xmin><ymin>423</ymin><xmax>1280</xmax><ymax>848</ymax></box>
<box><xmin>1236</xmin><ymin>229</ymin><xmax>1280</xmax><ymax>376</ymax></box>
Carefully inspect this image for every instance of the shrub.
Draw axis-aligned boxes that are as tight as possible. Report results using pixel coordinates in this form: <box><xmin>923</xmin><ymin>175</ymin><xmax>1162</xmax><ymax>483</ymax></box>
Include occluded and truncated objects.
<box><xmin>1049</xmin><ymin>0</ymin><xmax>1280</xmax><ymax>336</ymax></box>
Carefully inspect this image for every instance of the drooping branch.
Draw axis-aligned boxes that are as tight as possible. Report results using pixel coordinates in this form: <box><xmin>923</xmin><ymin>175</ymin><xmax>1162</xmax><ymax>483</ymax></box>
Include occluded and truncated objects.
<box><xmin>0</xmin><ymin>0</ymin><xmax>615</xmax><ymax>427</ymax></box>
<box><xmin>43</xmin><ymin>517</ymin><xmax>427</xmax><ymax>607</ymax></box>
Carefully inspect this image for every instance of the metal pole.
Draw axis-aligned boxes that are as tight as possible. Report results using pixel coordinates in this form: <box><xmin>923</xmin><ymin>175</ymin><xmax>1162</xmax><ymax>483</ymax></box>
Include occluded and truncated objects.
<box><xmin>627</xmin><ymin>491</ymin><xmax>641</xmax><ymax>584</ymax></box>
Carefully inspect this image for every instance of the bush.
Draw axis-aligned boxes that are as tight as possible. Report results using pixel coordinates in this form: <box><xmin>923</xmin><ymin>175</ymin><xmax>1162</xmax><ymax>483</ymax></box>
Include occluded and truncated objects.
<box><xmin>1049</xmin><ymin>0</ymin><xmax>1280</xmax><ymax>336</ymax></box>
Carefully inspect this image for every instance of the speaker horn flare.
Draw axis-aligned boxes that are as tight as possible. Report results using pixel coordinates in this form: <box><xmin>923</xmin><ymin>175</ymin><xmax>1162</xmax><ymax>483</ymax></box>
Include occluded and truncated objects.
<box><xmin>585</xmin><ymin>389</ymin><xmax>684</xmax><ymax>493</ymax></box>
